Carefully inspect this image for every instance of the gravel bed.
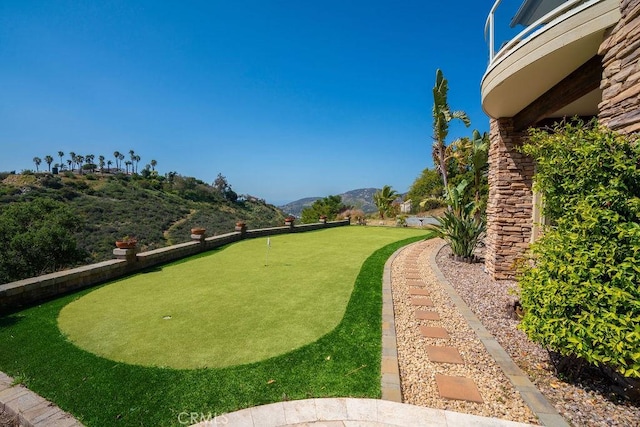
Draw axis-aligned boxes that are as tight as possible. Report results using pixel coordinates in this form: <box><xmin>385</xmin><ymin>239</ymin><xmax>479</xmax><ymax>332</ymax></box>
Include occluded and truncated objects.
<box><xmin>435</xmin><ymin>243</ymin><xmax>640</xmax><ymax>427</ymax></box>
<box><xmin>391</xmin><ymin>239</ymin><xmax>538</xmax><ymax>424</ymax></box>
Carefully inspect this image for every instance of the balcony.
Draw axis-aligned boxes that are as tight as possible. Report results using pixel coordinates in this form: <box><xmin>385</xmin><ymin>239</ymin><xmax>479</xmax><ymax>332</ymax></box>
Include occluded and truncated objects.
<box><xmin>481</xmin><ymin>0</ymin><xmax>620</xmax><ymax>121</ymax></box>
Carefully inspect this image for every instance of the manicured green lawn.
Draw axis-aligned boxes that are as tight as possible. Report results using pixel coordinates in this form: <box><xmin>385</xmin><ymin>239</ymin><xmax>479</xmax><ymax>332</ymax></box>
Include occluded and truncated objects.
<box><xmin>1</xmin><ymin>227</ymin><xmax>431</xmax><ymax>426</ymax></box>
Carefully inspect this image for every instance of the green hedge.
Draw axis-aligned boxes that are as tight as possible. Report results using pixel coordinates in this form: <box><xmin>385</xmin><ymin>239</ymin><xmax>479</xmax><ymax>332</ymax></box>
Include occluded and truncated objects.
<box><xmin>518</xmin><ymin>120</ymin><xmax>640</xmax><ymax>378</ymax></box>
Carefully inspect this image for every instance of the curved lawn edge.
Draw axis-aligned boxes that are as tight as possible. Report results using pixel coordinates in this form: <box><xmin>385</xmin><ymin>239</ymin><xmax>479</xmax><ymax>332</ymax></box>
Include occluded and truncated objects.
<box><xmin>0</xmin><ymin>232</ymin><xmax>432</xmax><ymax>427</ymax></box>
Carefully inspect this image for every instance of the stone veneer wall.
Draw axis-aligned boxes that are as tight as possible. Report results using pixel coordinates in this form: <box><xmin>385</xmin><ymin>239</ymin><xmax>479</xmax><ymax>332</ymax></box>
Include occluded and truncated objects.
<box><xmin>599</xmin><ymin>0</ymin><xmax>640</xmax><ymax>134</ymax></box>
<box><xmin>484</xmin><ymin>118</ymin><xmax>535</xmax><ymax>280</ymax></box>
<box><xmin>0</xmin><ymin>220</ymin><xmax>349</xmax><ymax>313</ymax></box>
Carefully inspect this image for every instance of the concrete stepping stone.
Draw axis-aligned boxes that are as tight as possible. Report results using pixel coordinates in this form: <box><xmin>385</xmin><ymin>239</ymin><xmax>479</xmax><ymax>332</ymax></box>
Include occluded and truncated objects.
<box><xmin>411</xmin><ymin>297</ymin><xmax>434</xmax><ymax>307</ymax></box>
<box><xmin>419</xmin><ymin>326</ymin><xmax>450</xmax><ymax>339</ymax></box>
<box><xmin>408</xmin><ymin>288</ymin><xmax>430</xmax><ymax>296</ymax></box>
<box><xmin>406</xmin><ymin>279</ymin><xmax>425</xmax><ymax>287</ymax></box>
<box><xmin>415</xmin><ymin>310</ymin><xmax>440</xmax><ymax>320</ymax></box>
<box><xmin>425</xmin><ymin>345</ymin><xmax>464</xmax><ymax>364</ymax></box>
<box><xmin>435</xmin><ymin>374</ymin><xmax>484</xmax><ymax>403</ymax></box>
<box><xmin>404</xmin><ymin>273</ymin><xmax>422</xmax><ymax>279</ymax></box>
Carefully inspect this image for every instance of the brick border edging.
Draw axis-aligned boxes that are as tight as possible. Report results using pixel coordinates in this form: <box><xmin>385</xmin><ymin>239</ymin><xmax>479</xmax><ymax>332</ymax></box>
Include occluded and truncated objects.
<box><xmin>429</xmin><ymin>240</ymin><xmax>569</xmax><ymax>427</ymax></box>
<box><xmin>381</xmin><ymin>242</ymin><xmax>420</xmax><ymax>402</ymax></box>
<box><xmin>0</xmin><ymin>372</ymin><xmax>83</xmax><ymax>426</ymax></box>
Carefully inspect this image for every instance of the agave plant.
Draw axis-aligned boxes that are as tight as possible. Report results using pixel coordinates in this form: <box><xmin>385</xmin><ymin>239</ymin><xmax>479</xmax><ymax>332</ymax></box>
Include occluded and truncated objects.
<box><xmin>429</xmin><ymin>180</ymin><xmax>485</xmax><ymax>260</ymax></box>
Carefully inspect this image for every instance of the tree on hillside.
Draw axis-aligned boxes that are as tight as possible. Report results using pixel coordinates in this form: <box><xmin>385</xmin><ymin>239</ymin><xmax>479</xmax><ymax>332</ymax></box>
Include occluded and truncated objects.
<box><xmin>150</xmin><ymin>159</ymin><xmax>157</xmax><ymax>171</ymax></box>
<box><xmin>107</xmin><ymin>159</ymin><xmax>112</xmax><ymax>172</ymax></box>
<box><xmin>118</xmin><ymin>153</ymin><xmax>125</xmax><ymax>171</ymax></box>
<box><xmin>98</xmin><ymin>155</ymin><xmax>105</xmax><ymax>173</ymax></box>
<box><xmin>133</xmin><ymin>155</ymin><xmax>141</xmax><ymax>174</ymax></box>
<box><xmin>0</xmin><ymin>198</ymin><xmax>87</xmax><ymax>284</ymax></box>
<box><xmin>44</xmin><ymin>155</ymin><xmax>54</xmax><ymax>172</ymax></box>
<box><xmin>57</xmin><ymin>151</ymin><xmax>64</xmax><ymax>169</ymax></box>
<box><xmin>33</xmin><ymin>157</ymin><xmax>41</xmax><ymax>172</ymax></box>
<box><xmin>301</xmin><ymin>195</ymin><xmax>348</xmax><ymax>223</ymax></box>
<box><xmin>373</xmin><ymin>185</ymin><xmax>398</xmax><ymax>219</ymax></box>
<box><xmin>69</xmin><ymin>152</ymin><xmax>77</xmax><ymax>171</ymax></box>
<box><xmin>113</xmin><ymin>151</ymin><xmax>121</xmax><ymax>171</ymax></box>
<box><xmin>432</xmin><ymin>69</ymin><xmax>470</xmax><ymax>189</ymax></box>
<box><xmin>76</xmin><ymin>155</ymin><xmax>85</xmax><ymax>174</ymax></box>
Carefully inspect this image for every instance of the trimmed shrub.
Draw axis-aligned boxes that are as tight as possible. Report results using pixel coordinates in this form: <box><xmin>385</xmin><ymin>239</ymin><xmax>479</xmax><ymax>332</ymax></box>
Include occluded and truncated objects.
<box><xmin>518</xmin><ymin>120</ymin><xmax>640</xmax><ymax>378</ymax></box>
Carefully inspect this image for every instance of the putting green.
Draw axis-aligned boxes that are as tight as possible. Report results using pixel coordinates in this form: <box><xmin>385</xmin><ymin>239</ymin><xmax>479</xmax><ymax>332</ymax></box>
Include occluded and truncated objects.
<box><xmin>58</xmin><ymin>226</ymin><xmax>426</xmax><ymax>369</ymax></box>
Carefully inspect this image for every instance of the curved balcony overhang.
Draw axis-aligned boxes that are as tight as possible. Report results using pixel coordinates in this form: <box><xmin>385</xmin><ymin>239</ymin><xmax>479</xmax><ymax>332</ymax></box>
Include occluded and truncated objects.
<box><xmin>481</xmin><ymin>0</ymin><xmax>620</xmax><ymax>120</ymax></box>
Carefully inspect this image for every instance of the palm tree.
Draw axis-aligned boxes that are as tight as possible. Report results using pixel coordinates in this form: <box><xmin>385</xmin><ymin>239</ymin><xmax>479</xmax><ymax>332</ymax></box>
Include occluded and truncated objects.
<box><xmin>125</xmin><ymin>160</ymin><xmax>132</xmax><ymax>174</ymax></box>
<box><xmin>133</xmin><ymin>154</ymin><xmax>141</xmax><ymax>174</ymax></box>
<box><xmin>57</xmin><ymin>151</ymin><xmax>64</xmax><ymax>169</ymax></box>
<box><xmin>98</xmin><ymin>155</ymin><xmax>105</xmax><ymax>173</ymax></box>
<box><xmin>76</xmin><ymin>155</ymin><xmax>84</xmax><ymax>174</ymax></box>
<box><xmin>373</xmin><ymin>185</ymin><xmax>398</xmax><ymax>219</ymax></box>
<box><xmin>114</xmin><ymin>151</ymin><xmax>121</xmax><ymax>171</ymax></box>
<box><xmin>67</xmin><ymin>159</ymin><xmax>72</xmax><ymax>171</ymax></box>
<box><xmin>44</xmin><ymin>155</ymin><xmax>54</xmax><ymax>172</ymax></box>
<box><xmin>118</xmin><ymin>154</ymin><xmax>125</xmax><ymax>172</ymax></box>
<box><xmin>150</xmin><ymin>159</ymin><xmax>157</xmax><ymax>171</ymax></box>
<box><xmin>69</xmin><ymin>152</ymin><xmax>76</xmax><ymax>171</ymax></box>
<box><xmin>33</xmin><ymin>157</ymin><xmax>42</xmax><ymax>172</ymax></box>
<box><xmin>107</xmin><ymin>160</ymin><xmax>112</xmax><ymax>172</ymax></box>
<box><xmin>432</xmin><ymin>69</ymin><xmax>470</xmax><ymax>189</ymax></box>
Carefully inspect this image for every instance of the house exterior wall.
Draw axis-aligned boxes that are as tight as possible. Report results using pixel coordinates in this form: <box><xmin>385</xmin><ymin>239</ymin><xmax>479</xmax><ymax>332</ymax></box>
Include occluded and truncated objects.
<box><xmin>598</xmin><ymin>0</ymin><xmax>640</xmax><ymax>134</ymax></box>
<box><xmin>485</xmin><ymin>118</ymin><xmax>534</xmax><ymax>280</ymax></box>
<box><xmin>485</xmin><ymin>1</ymin><xmax>640</xmax><ymax>280</ymax></box>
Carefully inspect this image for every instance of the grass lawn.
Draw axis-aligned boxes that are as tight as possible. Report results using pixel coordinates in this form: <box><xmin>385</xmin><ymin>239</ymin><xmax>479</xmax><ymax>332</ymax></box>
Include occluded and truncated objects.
<box><xmin>0</xmin><ymin>226</ymin><xmax>431</xmax><ymax>426</ymax></box>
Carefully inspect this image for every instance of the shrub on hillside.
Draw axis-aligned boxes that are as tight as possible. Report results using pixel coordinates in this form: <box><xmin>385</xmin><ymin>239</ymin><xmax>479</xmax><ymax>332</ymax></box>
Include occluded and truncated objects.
<box><xmin>518</xmin><ymin>120</ymin><xmax>640</xmax><ymax>379</ymax></box>
<box><xmin>0</xmin><ymin>198</ymin><xmax>87</xmax><ymax>283</ymax></box>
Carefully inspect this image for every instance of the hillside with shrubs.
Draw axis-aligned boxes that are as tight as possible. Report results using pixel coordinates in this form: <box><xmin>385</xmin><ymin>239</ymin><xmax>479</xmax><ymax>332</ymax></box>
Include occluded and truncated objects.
<box><xmin>0</xmin><ymin>168</ymin><xmax>286</xmax><ymax>284</ymax></box>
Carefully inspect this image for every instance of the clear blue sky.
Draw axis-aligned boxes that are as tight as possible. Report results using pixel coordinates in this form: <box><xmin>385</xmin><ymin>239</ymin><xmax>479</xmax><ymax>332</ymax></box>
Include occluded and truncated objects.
<box><xmin>1</xmin><ymin>1</ymin><xmax>507</xmax><ymax>206</ymax></box>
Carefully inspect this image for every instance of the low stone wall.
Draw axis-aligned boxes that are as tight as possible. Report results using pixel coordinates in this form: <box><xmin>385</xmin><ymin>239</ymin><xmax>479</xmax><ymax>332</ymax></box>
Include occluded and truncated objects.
<box><xmin>0</xmin><ymin>220</ymin><xmax>349</xmax><ymax>313</ymax></box>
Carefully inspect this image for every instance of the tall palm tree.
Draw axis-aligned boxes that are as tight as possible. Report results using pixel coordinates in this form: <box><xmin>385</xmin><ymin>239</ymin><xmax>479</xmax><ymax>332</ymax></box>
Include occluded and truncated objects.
<box><xmin>98</xmin><ymin>155</ymin><xmax>105</xmax><ymax>173</ymax></box>
<box><xmin>57</xmin><ymin>151</ymin><xmax>64</xmax><ymax>169</ymax></box>
<box><xmin>118</xmin><ymin>154</ymin><xmax>125</xmax><ymax>172</ymax></box>
<box><xmin>69</xmin><ymin>152</ymin><xmax>76</xmax><ymax>171</ymax></box>
<box><xmin>33</xmin><ymin>157</ymin><xmax>41</xmax><ymax>172</ymax></box>
<box><xmin>67</xmin><ymin>159</ymin><xmax>72</xmax><ymax>170</ymax></box>
<box><xmin>432</xmin><ymin>69</ymin><xmax>470</xmax><ymax>189</ymax></box>
<box><xmin>44</xmin><ymin>155</ymin><xmax>54</xmax><ymax>172</ymax></box>
<box><xmin>133</xmin><ymin>154</ymin><xmax>141</xmax><ymax>174</ymax></box>
<box><xmin>150</xmin><ymin>159</ymin><xmax>157</xmax><ymax>171</ymax></box>
<box><xmin>124</xmin><ymin>160</ymin><xmax>132</xmax><ymax>174</ymax></box>
<box><xmin>107</xmin><ymin>160</ymin><xmax>112</xmax><ymax>172</ymax></box>
<box><xmin>76</xmin><ymin>155</ymin><xmax>84</xmax><ymax>174</ymax></box>
<box><xmin>373</xmin><ymin>185</ymin><xmax>398</xmax><ymax>219</ymax></box>
<box><xmin>114</xmin><ymin>151</ymin><xmax>121</xmax><ymax>171</ymax></box>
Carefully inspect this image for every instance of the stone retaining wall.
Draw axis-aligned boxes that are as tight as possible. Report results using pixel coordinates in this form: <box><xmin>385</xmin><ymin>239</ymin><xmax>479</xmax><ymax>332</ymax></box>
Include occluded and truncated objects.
<box><xmin>599</xmin><ymin>0</ymin><xmax>640</xmax><ymax>134</ymax></box>
<box><xmin>0</xmin><ymin>220</ymin><xmax>349</xmax><ymax>313</ymax></box>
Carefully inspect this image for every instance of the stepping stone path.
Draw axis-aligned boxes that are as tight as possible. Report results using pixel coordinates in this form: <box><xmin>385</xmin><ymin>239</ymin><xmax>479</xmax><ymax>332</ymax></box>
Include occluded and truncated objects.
<box><xmin>399</xmin><ymin>246</ymin><xmax>485</xmax><ymax>404</ymax></box>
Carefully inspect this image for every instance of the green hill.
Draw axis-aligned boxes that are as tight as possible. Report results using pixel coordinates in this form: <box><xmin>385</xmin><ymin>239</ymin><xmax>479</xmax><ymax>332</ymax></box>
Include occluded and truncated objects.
<box><xmin>0</xmin><ymin>171</ymin><xmax>286</xmax><ymax>281</ymax></box>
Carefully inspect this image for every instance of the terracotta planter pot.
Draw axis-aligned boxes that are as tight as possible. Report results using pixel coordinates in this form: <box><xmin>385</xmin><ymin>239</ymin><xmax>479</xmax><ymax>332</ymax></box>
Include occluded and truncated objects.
<box><xmin>115</xmin><ymin>240</ymin><xmax>136</xmax><ymax>249</ymax></box>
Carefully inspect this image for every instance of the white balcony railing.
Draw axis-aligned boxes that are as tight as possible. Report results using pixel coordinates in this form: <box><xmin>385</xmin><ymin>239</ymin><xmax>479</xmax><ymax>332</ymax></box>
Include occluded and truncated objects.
<box><xmin>485</xmin><ymin>0</ymin><xmax>605</xmax><ymax>67</ymax></box>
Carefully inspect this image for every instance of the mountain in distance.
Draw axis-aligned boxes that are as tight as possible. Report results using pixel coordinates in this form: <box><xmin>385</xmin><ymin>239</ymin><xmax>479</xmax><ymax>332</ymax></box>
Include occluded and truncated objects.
<box><xmin>280</xmin><ymin>188</ymin><xmax>380</xmax><ymax>217</ymax></box>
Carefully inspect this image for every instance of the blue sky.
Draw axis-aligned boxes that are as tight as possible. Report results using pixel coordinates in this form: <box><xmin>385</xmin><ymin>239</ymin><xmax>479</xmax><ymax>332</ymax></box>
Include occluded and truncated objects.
<box><xmin>0</xmin><ymin>1</ymin><xmax>517</xmax><ymax>206</ymax></box>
